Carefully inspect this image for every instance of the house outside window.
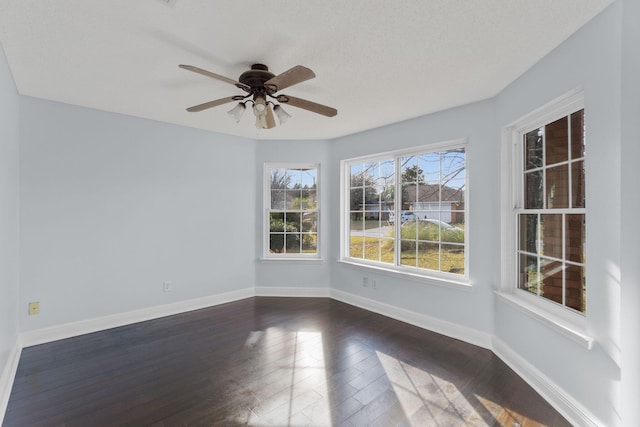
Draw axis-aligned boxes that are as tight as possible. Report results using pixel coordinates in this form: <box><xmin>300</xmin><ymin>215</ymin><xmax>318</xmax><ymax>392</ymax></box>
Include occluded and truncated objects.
<box><xmin>264</xmin><ymin>164</ymin><xmax>319</xmax><ymax>258</ymax></box>
<box><xmin>342</xmin><ymin>141</ymin><xmax>467</xmax><ymax>280</ymax></box>
<box><xmin>509</xmin><ymin>92</ymin><xmax>586</xmax><ymax>315</ymax></box>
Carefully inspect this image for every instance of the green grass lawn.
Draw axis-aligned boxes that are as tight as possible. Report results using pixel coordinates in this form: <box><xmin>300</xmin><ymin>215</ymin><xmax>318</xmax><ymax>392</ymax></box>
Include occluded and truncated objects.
<box><xmin>349</xmin><ymin>236</ymin><xmax>464</xmax><ymax>274</ymax></box>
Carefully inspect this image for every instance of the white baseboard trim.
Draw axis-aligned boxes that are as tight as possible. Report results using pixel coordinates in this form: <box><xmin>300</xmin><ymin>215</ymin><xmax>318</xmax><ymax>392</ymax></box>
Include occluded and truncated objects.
<box><xmin>254</xmin><ymin>286</ymin><xmax>331</xmax><ymax>298</ymax></box>
<box><xmin>492</xmin><ymin>337</ymin><xmax>601</xmax><ymax>427</ymax></box>
<box><xmin>0</xmin><ymin>341</ymin><xmax>21</xmax><ymax>425</ymax></box>
<box><xmin>330</xmin><ymin>289</ymin><xmax>493</xmax><ymax>349</ymax></box>
<box><xmin>20</xmin><ymin>287</ymin><xmax>255</xmax><ymax>348</ymax></box>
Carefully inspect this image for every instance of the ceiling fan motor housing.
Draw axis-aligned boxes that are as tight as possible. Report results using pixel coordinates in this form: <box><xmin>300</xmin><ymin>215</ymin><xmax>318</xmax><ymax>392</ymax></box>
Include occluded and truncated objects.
<box><xmin>238</xmin><ymin>64</ymin><xmax>276</xmax><ymax>94</ymax></box>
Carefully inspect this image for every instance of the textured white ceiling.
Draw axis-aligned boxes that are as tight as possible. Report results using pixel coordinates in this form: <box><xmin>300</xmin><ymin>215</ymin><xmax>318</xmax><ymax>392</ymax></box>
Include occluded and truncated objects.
<box><xmin>0</xmin><ymin>0</ymin><xmax>612</xmax><ymax>140</ymax></box>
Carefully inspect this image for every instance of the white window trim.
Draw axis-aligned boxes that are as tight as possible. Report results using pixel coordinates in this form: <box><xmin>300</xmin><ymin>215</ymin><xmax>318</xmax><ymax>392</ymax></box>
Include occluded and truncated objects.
<box><xmin>337</xmin><ymin>258</ymin><xmax>472</xmax><ymax>290</ymax></box>
<box><xmin>262</xmin><ymin>162</ymin><xmax>321</xmax><ymax>260</ymax></box>
<box><xmin>339</xmin><ymin>139</ymin><xmax>469</xmax><ymax>287</ymax></box>
<box><xmin>500</xmin><ymin>88</ymin><xmax>592</xmax><ymax>348</ymax></box>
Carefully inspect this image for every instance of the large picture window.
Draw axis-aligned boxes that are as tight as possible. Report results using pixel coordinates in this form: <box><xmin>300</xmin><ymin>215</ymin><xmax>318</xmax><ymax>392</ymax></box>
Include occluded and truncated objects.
<box><xmin>516</xmin><ymin>108</ymin><xmax>586</xmax><ymax>314</ymax></box>
<box><xmin>343</xmin><ymin>141</ymin><xmax>467</xmax><ymax>279</ymax></box>
<box><xmin>265</xmin><ymin>164</ymin><xmax>319</xmax><ymax>258</ymax></box>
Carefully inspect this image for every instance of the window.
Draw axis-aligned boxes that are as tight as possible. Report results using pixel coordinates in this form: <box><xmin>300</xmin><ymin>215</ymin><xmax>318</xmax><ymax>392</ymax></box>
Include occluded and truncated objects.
<box><xmin>342</xmin><ymin>141</ymin><xmax>467</xmax><ymax>280</ymax></box>
<box><xmin>513</xmin><ymin>102</ymin><xmax>586</xmax><ymax>314</ymax></box>
<box><xmin>264</xmin><ymin>164</ymin><xmax>319</xmax><ymax>258</ymax></box>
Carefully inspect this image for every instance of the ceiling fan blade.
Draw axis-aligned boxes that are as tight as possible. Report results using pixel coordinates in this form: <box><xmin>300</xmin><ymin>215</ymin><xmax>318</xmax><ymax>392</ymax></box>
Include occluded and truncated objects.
<box><xmin>277</xmin><ymin>95</ymin><xmax>337</xmax><ymax>117</ymax></box>
<box><xmin>179</xmin><ymin>64</ymin><xmax>250</xmax><ymax>91</ymax></box>
<box><xmin>186</xmin><ymin>96</ymin><xmax>237</xmax><ymax>112</ymax></box>
<box><xmin>265</xmin><ymin>104</ymin><xmax>277</xmax><ymax>129</ymax></box>
<box><xmin>264</xmin><ymin>65</ymin><xmax>315</xmax><ymax>92</ymax></box>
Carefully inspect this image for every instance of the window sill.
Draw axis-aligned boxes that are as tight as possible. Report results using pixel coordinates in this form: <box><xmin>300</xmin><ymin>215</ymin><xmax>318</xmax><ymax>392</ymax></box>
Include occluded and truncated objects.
<box><xmin>259</xmin><ymin>257</ymin><xmax>324</xmax><ymax>265</ymax></box>
<box><xmin>495</xmin><ymin>290</ymin><xmax>593</xmax><ymax>349</ymax></box>
<box><xmin>337</xmin><ymin>259</ymin><xmax>472</xmax><ymax>291</ymax></box>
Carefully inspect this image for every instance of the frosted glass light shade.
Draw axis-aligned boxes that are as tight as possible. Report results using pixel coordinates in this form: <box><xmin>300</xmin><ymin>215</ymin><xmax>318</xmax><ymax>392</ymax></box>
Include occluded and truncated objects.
<box><xmin>227</xmin><ymin>103</ymin><xmax>246</xmax><ymax>122</ymax></box>
<box><xmin>273</xmin><ymin>105</ymin><xmax>291</xmax><ymax>124</ymax></box>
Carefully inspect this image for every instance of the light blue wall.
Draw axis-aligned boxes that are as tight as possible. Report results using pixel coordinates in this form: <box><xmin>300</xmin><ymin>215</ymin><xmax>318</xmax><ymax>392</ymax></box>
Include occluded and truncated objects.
<box><xmin>495</xmin><ymin>3</ymin><xmax>622</xmax><ymax>425</ymax></box>
<box><xmin>619</xmin><ymin>0</ymin><xmax>640</xmax><ymax>425</ymax></box>
<box><xmin>0</xmin><ymin>44</ymin><xmax>20</xmax><ymax>382</ymax></box>
<box><xmin>329</xmin><ymin>100</ymin><xmax>497</xmax><ymax>336</ymax></box>
<box><xmin>18</xmin><ymin>98</ymin><xmax>257</xmax><ymax>330</ymax></box>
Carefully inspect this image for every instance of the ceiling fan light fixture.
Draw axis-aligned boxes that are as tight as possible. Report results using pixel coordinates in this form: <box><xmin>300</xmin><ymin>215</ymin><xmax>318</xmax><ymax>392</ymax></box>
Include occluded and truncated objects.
<box><xmin>253</xmin><ymin>96</ymin><xmax>268</xmax><ymax>129</ymax></box>
<box><xmin>253</xmin><ymin>96</ymin><xmax>267</xmax><ymax>112</ymax></box>
<box><xmin>273</xmin><ymin>104</ymin><xmax>291</xmax><ymax>125</ymax></box>
<box><xmin>255</xmin><ymin>115</ymin><xmax>268</xmax><ymax>129</ymax></box>
<box><xmin>227</xmin><ymin>102</ymin><xmax>246</xmax><ymax>123</ymax></box>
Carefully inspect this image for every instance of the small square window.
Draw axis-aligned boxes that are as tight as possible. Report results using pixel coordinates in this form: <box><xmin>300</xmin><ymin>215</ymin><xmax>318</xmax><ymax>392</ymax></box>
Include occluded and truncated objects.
<box><xmin>265</xmin><ymin>164</ymin><xmax>319</xmax><ymax>258</ymax></box>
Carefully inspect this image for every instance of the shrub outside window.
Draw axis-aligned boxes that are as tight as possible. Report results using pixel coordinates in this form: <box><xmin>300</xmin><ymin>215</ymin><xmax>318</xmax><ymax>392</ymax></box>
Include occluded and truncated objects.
<box><xmin>516</xmin><ymin>109</ymin><xmax>586</xmax><ymax>314</ymax></box>
<box><xmin>343</xmin><ymin>141</ymin><xmax>467</xmax><ymax>279</ymax></box>
<box><xmin>265</xmin><ymin>164</ymin><xmax>319</xmax><ymax>258</ymax></box>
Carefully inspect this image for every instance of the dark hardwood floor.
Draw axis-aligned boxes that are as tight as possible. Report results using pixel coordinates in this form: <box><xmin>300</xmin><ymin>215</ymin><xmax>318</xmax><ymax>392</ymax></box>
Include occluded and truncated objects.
<box><xmin>4</xmin><ymin>297</ymin><xmax>571</xmax><ymax>426</ymax></box>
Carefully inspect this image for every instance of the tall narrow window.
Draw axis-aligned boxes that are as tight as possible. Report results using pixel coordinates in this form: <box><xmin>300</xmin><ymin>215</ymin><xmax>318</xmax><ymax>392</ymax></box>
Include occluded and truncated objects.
<box><xmin>516</xmin><ymin>109</ymin><xmax>586</xmax><ymax>313</ymax></box>
<box><xmin>265</xmin><ymin>164</ymin><xmax>319</xmax><ymax>258</ymax></box>
<box><xmin>349</xmin><ymin>159</ymin><xmax>396</xmax><ymax>264</ymax></box>
<box><xmin>399</xmin><ymin>150</ymin><xmax>466</xmax><ymax>274</ymax></box>
<box><xmin>343</xmin><ymin>141</ymin><xmax>467</xmax><ymax>280</ymax></box>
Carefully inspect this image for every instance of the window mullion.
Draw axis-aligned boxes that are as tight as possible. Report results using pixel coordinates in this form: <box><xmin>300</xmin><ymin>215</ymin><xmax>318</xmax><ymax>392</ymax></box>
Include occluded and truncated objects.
<box><xmin>542</xmin><ymin>126</ymin><xmax>547</xmax><ymax>210</ymax></box>
<box><xmin>568</xmin><ymin>114</ymin><xmax>573</xmax><ymax>209</ymax></box>
<box><xmin>536</xmin><ymin>213</ymin><xmax>542</xmax><ymax>297</ymax></box>
<box><xmin>562</xmin><ymin>213</ymin><xmax>567</xmax><ymax>306</ymax></box>
<box><xmin>394</xmin><ymin>156</ymin><xmax>401</xmax><ymax>267</ymax></box>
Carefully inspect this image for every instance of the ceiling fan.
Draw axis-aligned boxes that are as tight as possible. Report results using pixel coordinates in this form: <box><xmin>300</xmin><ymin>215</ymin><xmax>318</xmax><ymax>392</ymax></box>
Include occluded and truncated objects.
<box><xmin>179</xmin><ymin>63</ymin><xmax>337</xmax><ymax>129</ymax></box>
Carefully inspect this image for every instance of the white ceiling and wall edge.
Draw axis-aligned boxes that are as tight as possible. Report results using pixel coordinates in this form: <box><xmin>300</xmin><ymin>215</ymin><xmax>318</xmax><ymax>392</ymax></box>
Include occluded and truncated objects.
<box><xmin>0</xmin><ymin>0</ymin><xmax>614</xmax><ymax>140</ymax></box>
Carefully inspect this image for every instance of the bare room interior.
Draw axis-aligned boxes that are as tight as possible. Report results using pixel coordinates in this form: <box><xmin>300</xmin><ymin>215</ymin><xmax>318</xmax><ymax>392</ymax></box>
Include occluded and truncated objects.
<box><xmin>0</xmin><ymin>1</ymin><xmax>638</xmax><ymax>426</ymax></box>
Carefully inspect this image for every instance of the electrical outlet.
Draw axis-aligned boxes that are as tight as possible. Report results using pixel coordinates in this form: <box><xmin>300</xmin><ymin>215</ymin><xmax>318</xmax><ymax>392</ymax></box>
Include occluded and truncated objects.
<box><xmin>372</xmin><ymin>280</ymin><xmax>378</xmax><ymax>290</ymax></box>
<box><xmin>28</xmin><ymin>302</ymin><xmax>40</xmax><ymax>315</ymax></box>
<box><xmin>362</xmin><ymin>277</ymin><xmax>369</xmax><ymax>287</ymax></box>
<box><xmin>163</xmin><ymin>281</ymin><xmax>172</xmax><ymax>292</ymax></box>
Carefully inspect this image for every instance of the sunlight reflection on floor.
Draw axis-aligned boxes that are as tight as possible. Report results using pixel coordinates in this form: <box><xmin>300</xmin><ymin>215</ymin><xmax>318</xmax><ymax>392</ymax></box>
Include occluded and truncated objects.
<box><xmin>239</xmin><ymin>329</ymin><xmax>332</xmax><ymax>426</ymax></box>
<box><xmin>376</xmin><ymin>350</ymin><xmax>492</xmax><ymax>426</ymax></box>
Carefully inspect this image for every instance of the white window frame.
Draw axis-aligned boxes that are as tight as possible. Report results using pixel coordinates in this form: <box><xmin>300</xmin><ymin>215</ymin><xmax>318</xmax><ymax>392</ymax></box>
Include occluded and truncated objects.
<box><xmin>263</xmin><ymin>163</ymin><xmax>321</xmax><ymax>260</ymax></box>
<box><xmin>339</xmin><ymin>139</ymin><xmax>469</xmax><ymax>287</ymax></box>
<box><xmin>499</xmin><ymin>89</ymin><xmax>592</xmax><ymax>348</ymax></box>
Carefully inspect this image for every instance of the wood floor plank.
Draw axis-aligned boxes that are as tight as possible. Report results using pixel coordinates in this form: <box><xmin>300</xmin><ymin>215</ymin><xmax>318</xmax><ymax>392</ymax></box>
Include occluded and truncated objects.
<box><xmin>3</xmin><ymin>297</ymin><xmax>571</xmax><ymax>426</ymax></box>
